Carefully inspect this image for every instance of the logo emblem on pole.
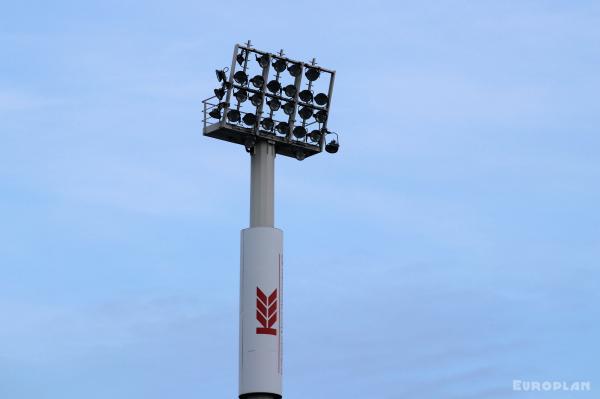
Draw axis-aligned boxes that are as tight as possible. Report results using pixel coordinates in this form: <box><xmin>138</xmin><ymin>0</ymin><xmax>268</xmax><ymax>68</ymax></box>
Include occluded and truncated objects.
<box><xmin>256</xmin><ymin>287</ymin><xmax>277</xmax><ymax>335</ymax></box>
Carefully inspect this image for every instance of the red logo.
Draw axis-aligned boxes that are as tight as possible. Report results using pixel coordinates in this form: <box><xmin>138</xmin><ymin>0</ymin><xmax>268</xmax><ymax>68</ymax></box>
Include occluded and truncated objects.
<box><xmin>256</xmin><ymin>287</ymin><xmax>277</xmax><ymax>335</ymax></box>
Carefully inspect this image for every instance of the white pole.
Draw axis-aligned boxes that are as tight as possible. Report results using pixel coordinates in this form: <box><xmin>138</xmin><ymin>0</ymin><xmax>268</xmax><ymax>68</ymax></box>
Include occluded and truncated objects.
<box><xmin>250</xmin><ymin>141</ymin><xmax>275</xmax><ymax>228</ymax></box>
<box><xmin>240</xmin><ymin>140</ymin><xmax>282</xmax><ymax>399</ymax></box>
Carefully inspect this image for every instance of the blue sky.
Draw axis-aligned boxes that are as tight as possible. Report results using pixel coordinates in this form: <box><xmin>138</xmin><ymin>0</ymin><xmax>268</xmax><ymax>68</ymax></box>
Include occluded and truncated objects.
<box><xmin>1</xmin><ymin>1</ymin><xmax>599</xmax><ymax>398</ymax></box>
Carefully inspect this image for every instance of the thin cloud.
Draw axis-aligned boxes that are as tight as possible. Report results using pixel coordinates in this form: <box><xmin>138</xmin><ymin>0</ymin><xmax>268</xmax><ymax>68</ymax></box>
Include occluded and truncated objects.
<box><xmin>0</xmin><ymin>91</ymin><xmax>63</xmax><ymax>111</ymax></box>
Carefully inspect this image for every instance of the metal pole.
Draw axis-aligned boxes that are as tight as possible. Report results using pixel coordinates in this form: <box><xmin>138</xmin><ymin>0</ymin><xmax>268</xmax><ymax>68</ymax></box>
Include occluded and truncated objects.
<box><xmin>240</xmin><ymin>138</ymin><xmax>281</xmax><ymax>399</ymax></box>
<box><xmin>250</xmin><ymin>140</ymin><xmax>275</xmax><ymax>227</ymax></box>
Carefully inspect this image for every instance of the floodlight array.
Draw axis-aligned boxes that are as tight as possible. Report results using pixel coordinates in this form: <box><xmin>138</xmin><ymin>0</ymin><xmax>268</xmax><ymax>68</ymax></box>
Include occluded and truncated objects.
<box><xmin>202</xmin><ymin>42</ymin><xmax>340</xmax><ymax>160</ymax></box>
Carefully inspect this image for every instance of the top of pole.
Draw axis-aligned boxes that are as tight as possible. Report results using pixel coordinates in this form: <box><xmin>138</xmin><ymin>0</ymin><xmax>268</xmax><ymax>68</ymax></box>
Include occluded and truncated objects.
<box><xmin>202</xmin><ymin>41</ymin><xmax>341</xmax><ymax>160</ymax></box>
<box><xmin>250</xmin><ymin>141</ymin><xmax>275</xmax><ymax>227</ymax></box>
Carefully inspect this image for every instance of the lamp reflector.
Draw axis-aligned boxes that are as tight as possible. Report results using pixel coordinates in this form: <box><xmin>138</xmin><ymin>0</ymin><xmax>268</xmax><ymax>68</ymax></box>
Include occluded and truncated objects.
<box><xmin>282</xmin><ymin>102</ymin><xmax>295</xmax><ymax>115</ymax></box>
<box><xmin>267</xmin><ymin>98</ymin><xmax>281</xmax><ymax>111</ymax></box>
<box><xmin>325</xmin><ymin>140</ymin><xmax>339</xmax><ymax>153</ymax></box>
<box><xmin>256</xmin><ymin>54</ymin><xmax>269</xmax><ymax>68</ymax></box>
<box><xmin>261</xmin><ymin>117</ymin><xmax>274</xmax><ymax>130</ymax></box>
<box><xmin>250</xmin><ymin>75</ymin><xmax>264</xmax><ymax>88</ymax></box>
<box><xmin>209</xmin><ymin>108</ymin><xmax>221</xmax><ymax>119</ymax></box>
<box><xmin>267</xmin><ymin>80</ymin><xmax>281</xmax><ymax>93</ymax></box>
<box><xmin>305</xmin><ymin>68</ymin><xmax>320</xmax><ymax>81</ymax></box>
<box><xmin>299</xmin><ymin>89</ymin><xmax>313</xmax><ymax>103</ymax></box>
<box><xmin>298</xmin><ymin>106</ymin><xmax>313</xmax><ymax>120</ymax></box>
<box><xmin>292</xmin><ymin>126</ymin><xmax>307</xmax><ymax>139</ymax></box>
<box><xmin>314</xmin><ymin>93</ymin><xmax>328</xmax><ymax>106</ymax></box>
<box><xmin>236</xmin><ymin>51</ymin><xmax>246</xmax><ymax>66</ymax></box>
<box><xmin>234</xmin><ymin>89</ymin><xmax>248</xmax><ymax>103</ymax></box>
<box><xmin>250</xmin><ymin>93</ymin><xmax>262</xmax><ymax>107</ymax></box>
<box><xmin>215</xmin><ymin>69</ymin><xmax>227</xmax><ymax>82</ymax></box>
<box><xmin>288</xmin><ymin>63</ymin><xmax>301</xmax><ymax>77</ymax></box>
<box><xmin>284</xmin><ymin>85</ymin><xmax>297</xmax><ymax>98</ymax></box>
<box><xmin>308</xmin><ymin>129</ymin><xmax>322</xmax><ymax>143</ymax></box>
<box><xmin>214</xmin><ymin>87</ymin><xmax>225</xmax><ymax>100</ymax></box>
<box><xmin>314</xmin><ymin>109</ymin><xmax>328</xmax><ymax>123</ymax></box>
<box><xmin>272</xmin><ymin>58</ymin><xmax>287</xmax><ymax>73</ymax></box>
<box><xmin>242</xmin><ymin>113</ymin><xmax>256</xmax><ymax>126</ymax></box>
<box><xmin>233</xmin><ymin>71</ymin><xmax>248</xmax><ymax>85</ymax></box>
<box><xmin>275</xmin><ymin>121</ymin><xmax>289</xmax><ymax>135</ymax></box>
<box><xmin>227</xmin><ymin>109</ymin><xmax>240</xmax><ymax>123</ymax></box>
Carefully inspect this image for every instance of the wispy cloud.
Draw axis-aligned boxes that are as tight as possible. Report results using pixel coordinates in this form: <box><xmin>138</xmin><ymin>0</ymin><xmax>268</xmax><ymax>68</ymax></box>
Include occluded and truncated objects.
<box><xmin>0</xmin><ymin>91</ymin><xmax>63</xmax><ymax>111</ymax></box>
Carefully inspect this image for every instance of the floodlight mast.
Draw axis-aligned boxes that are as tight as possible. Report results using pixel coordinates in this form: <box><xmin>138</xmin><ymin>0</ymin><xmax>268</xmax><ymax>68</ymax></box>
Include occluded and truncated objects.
<box><xmin>202</xmin><ymin>41</ymin><xmax>339</xmax><ymax>399</ymax></box>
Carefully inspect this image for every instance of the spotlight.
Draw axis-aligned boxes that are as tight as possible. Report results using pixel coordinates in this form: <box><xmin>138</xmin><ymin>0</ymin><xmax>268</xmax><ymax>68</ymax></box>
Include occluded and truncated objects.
<box><xmin>299</xmin><ymin>90</ymin><xmax>313</xmax><ymax>103</ymax></box>
<box><xmin>234</xmin><ymin>89</ymin><xmax>248</xmax><ymax>103</ymax></box>
<box><xmin>267</xmin><ymin>80</ymin><xmax>281</xmax><ymax>93</ymax></box>
<box><xmin>288</xmin><ymin>63</ymin><xmax>301</xmax><ymax>77</ymax></box>
<box><xmin>250</xmin><ymin>75</ymin><xmax>264</xmax><ymax>88</ymax></box>
<box><xmin>227</xmin><ymin>109</ymin><xmax>241</xmax><ymax>123</ymax></box>
<box><xmin>234</xmin><ymin>71</ymin><xmax>248</xmax><ymax>85</ymax></box>
<box><xmin>242</xmin><ymin>113</ymin><xmax>256</xmax><ymax>126</ymax></box>
<box><xmin>282</xmin><ymin>101</ymin><xmax>295</xmax><ymax>115</ymax></box>
<box><xmin>261</xmin><ymin>117</ymin><xmax>274</xmax><ymax>130</ymax></box>
<box><xmin>314</xmin><ymin>93</ymin><xmax>328</xmax><ymax>106</ymax></box>
<box><xmin>256</xmin><ymin>54</ymin><xmax>269</xmax><ymax>68</ymax></box>
<box><xmin>250</xmin><ymin>93</ymin><xmax>262</xmax><ymax>107</ymax></box>
<box><xmin>295</xmin><ymin>150</ymin><xmax>306</xmax><ymax>161</ymax></box>
<box><xmin>267</xmin><ymin>98</ymin><xmax>281</xmax><ymax>111</ymax></box>
<box><xmin>272</xmin><ymin>58</ymin><xmax>287</xmax><ymax>73</ymax></box>
<box><xmin>298</xmin><ymin>106</ymin><xmax>313</xmax><ymax>120</ymax></box>
<box><xmin>308</xmin><ymin>129</ymin><xmax>322</xmax><ymax>143</ymax></box>
<box><xmin>324</xmin><ymin>130</ymin><xmax>340</xmax><ymax>153</ymax></box>
<box><xmin>209</xmin><ymin>108</ymin><xmax>221</xmax><ymax>119</ymax></box>
<box><xmin>275</xmin><ymin>121</ymin><xmax>289</xmax><ymax>135</ymax></box>
<box><xmin>292</xmin><ymin>126</ymin><xmax>307</xmax><ymax>139</ymax></box>
<box><xmin>215</xmin><ymin>68</ymin><xmax>228</xmax><ymax>83</ymax></box>
<box><xmin>305</xmin><ymin>68</ymin><xmax>320</xmax><ymax>81</ymax></box>
<box><xmin>314</xmin><ymin>109</ymin><xmax>328</xmax><ymax>123</ymax></box>
<box><xmin>214</xmin><ymin>87</ymin><xmax>225</xmax><ymax>100</ymax></box>
<box><xmin>283</xmin><ymin>85</ymin><xmax>297</xmax><ymax>98</ymax></box>
<box><xmin>325</xmin><ymin>139</ymin><xmax>339</xmax><ymax>153</ymax></box>
<box><xmin>236</xmin><ymin>50</ymin><xmax>246</xmax><ymax>66</ymax></box>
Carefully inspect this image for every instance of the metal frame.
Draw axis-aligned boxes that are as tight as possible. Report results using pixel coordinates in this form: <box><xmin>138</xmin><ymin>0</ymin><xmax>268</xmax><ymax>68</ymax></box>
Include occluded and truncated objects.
<box><xmin>202</xmin><ymin>42</ymin><xmax>337</xmax><ymax>160</ymax></box>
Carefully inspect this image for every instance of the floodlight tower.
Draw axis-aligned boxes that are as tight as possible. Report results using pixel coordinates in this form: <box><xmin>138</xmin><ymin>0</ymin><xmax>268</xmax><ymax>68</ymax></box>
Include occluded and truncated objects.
<box><xmin>202</xmin><ymin>41</ymin><xmax>339</xmax><ymax>399</ymax></box>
